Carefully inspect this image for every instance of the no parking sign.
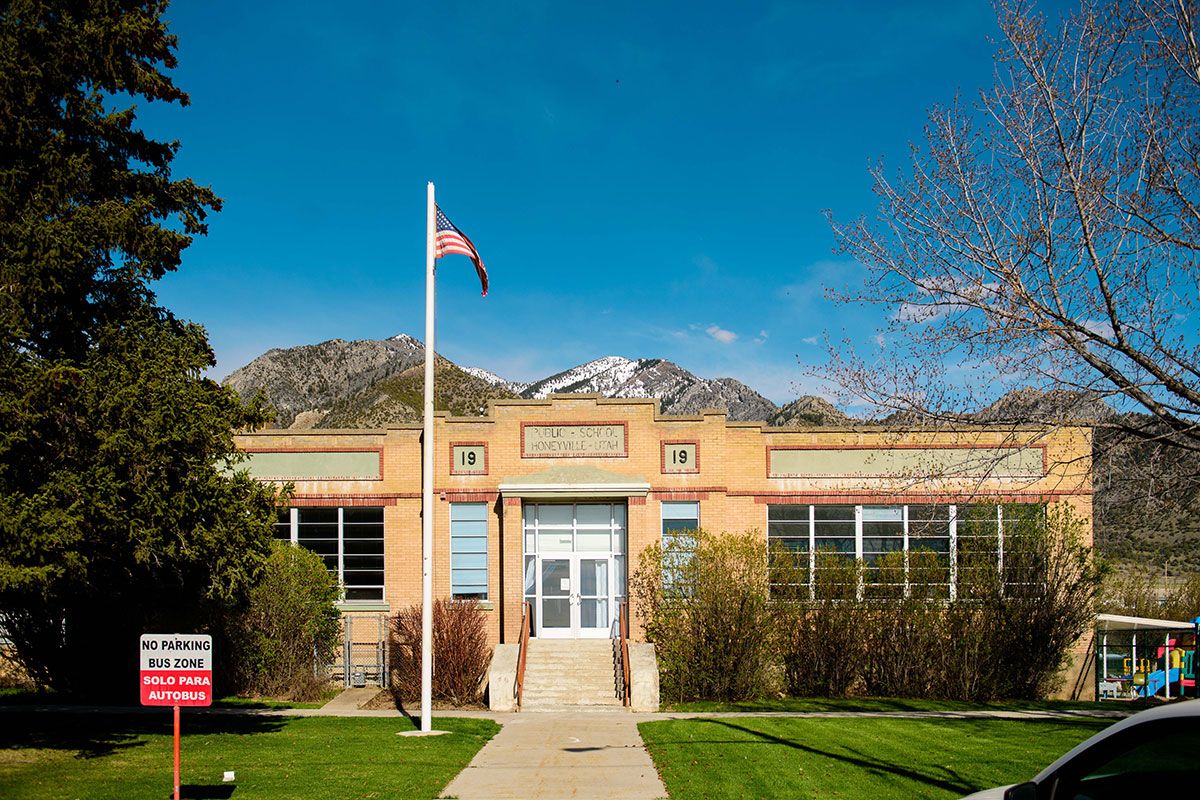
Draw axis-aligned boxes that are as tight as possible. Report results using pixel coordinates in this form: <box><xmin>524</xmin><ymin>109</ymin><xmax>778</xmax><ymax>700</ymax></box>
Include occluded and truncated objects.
<box><xmin>139</xmin><ymin>633</ymin><xmax>213</xmax><ymax>706</ymax></box>
<box><xmin>140</xmin><ymin>633</ymin><xmax>213</xmax><ymax>800</ymax></box>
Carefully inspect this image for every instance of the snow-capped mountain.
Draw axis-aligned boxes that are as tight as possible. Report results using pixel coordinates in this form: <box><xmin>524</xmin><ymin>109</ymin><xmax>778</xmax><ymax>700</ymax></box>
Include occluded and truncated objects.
<box><xmin>462</xmin><ymin>366</ymin><xmax>529</xmax><ymax>394</ymax></box>
<box><xmin>519</xmin><ymin>357</ymin><xmax>776</xmax><ymax>420</ymax></box>
<box><xmin>224</xmin><ymin>337</ymin><xmax>782</xmax><ymax>427</ymax></box>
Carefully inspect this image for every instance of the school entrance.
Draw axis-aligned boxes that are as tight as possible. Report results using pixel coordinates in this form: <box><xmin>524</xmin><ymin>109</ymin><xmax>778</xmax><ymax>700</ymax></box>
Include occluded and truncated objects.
<box><xmin>522</xmin><ymin>502</ymin><xmax>627</xmax><ymax>638</ymax></box>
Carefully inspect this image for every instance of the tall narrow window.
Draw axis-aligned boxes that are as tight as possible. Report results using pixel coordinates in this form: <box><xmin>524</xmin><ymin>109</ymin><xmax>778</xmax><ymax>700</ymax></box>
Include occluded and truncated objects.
<box><xmin>661</xmin><ymin>501</ymin><xmax>699</xmax><ymax>592</ymax></box>
<box><xmin>862</xmin><ymin>505</ymin><xmax>904</xmax><ymax>598</ymax></box>
<box><xmin>273</xmin><ymin>508</ymin><xmax>293</xmax><ymax>541</ymax></box>
<box><xmin>956</xmin><ymin>504</ymin><xmax>1000</xmax><ymax>598</ymax></box>
<box><xmin>450</xmin><ymin>503</ymin><xmax>489</xmax><ymax>600</ymax></box>
<box><xmin>767</xmin><ymin>504</ymin><xmax>811</xmax><ymax>598</ymax></box>
<box><xmin>1000</xmin><ymin>503</ymin><xmax>1045</xmax><ymax>595</ymax></box>
<box><xmin>340</xmin><ymin>507</ymin><xmax>385</xmax><ymax>601</ymax></box>
<box><xmin>907</xmin><ymin>505</ymin><xmax>951</xmax><ymax>599</ymax></box>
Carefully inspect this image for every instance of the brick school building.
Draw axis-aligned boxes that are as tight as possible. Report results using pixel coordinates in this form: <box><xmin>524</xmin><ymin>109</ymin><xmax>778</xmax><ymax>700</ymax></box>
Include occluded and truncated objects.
<box><xmin>234</xmin><ymin>394</ymin><xmax>1094</xmax><ymax>701</ymax></box>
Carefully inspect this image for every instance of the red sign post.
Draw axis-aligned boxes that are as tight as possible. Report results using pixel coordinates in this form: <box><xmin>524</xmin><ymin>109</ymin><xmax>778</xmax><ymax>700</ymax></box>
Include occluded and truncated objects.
<box><xmin>140</xmin><ymin>633</ymin><xmax>213</xmax><ymax>800</ymax></box>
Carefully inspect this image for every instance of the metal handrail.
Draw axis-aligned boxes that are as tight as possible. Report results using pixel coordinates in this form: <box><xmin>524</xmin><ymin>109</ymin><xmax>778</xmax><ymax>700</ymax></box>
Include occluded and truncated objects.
<box><xmin>611</xmin><ymin>611</ymin><xmax>623</xmax><ymax>702</ymax></box>
<box><xmin>618</xmin><ymin>600</ymin><xmax>631</xmax><ymax>707</ymax></box>
<box><xmin>515</xmin><ymin>600</ymin><xmax>531</xmax><ymax>709</ymax></box>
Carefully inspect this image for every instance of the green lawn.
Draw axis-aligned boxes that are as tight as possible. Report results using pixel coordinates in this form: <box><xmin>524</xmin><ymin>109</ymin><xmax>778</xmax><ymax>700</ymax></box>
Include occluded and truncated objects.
<box><xmin>663</xmin><ymin>696</ymin><xmax>1120</xmax><ymax>714</ymax></box>
<box><xmin>0</xmin><ymin>710</ymin><xmax>498</xmax><ymax>800</ymax></box>
<box><xmin>0</xmin><ymin>688</ymin><xmax>336</xmax><ymax>710</ymax></box>
<box><xmin>639</xmin><ymin>716</ymin><xmax>1114</xmax><ymax>799</ymax></box>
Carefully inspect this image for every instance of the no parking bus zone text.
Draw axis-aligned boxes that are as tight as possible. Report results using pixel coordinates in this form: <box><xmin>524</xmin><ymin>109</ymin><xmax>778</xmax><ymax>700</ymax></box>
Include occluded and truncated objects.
<box><xmin>140</xmin><ymin>633</ymin><xmax>213</xmax><ymax>800</ymax></box>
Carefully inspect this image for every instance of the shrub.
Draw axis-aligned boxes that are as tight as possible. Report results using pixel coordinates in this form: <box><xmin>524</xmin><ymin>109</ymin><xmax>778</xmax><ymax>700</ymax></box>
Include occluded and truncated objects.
<box><xmin>774</xmin><ymin>504</ymin><xmax>1100</xmax><ymax>702</ymax></box>
<box><xmin>223</xmin><ymin>540</ymin><xmax>341</xmax><ymax>701</ymax></box>
<box><xmin>776</xmin><ymin>553</ymin><xmax>865</xmax><ymax>697</ymax></box>
<box><xmin>860</xmin><ymin>552</ymin><xmax>946</xmax><ymax>698</ymax></box>
<box><xmin>391</xmin><ymin>599</ymin><xmax>491</xmax><ymax>705</ymax></box>
<box><xmin>631</xmin><ymin>530</ymin><xmax>778</xmax><ymax>703</ymax></box>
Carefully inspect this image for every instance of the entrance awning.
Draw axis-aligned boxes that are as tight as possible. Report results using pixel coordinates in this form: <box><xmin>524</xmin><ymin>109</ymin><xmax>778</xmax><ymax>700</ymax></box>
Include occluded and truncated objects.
<box><xmin>499</xmin><ymin>464</ymin><xmax>650</xmax><ymax>499</ymax></box>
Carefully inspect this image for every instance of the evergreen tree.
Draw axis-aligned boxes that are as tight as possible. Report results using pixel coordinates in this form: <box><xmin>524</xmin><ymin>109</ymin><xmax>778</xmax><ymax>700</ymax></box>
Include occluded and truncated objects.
<box><xmin>0</xmin><ymin>0</ymin><xmax>280</xmax><ymax>696</ymax></box>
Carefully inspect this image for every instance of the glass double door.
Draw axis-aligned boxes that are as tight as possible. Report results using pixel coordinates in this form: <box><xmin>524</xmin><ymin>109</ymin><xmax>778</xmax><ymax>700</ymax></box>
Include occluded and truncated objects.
<box><xmin>537</xmin><ymin>554</ymin><xmax>612</xmax><ymax>638</ymax></box>
<box><xmin>523</xmin><ymin>502</ymin><xmax>626</xmax><ymax>639</ymax></box>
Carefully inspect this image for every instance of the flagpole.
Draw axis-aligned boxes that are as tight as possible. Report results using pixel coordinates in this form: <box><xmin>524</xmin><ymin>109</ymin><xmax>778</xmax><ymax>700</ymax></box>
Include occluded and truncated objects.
<box><xmin>421</xmin><ymin>181</ymin><xmax>435</xmax><ymax>733</ymax></box>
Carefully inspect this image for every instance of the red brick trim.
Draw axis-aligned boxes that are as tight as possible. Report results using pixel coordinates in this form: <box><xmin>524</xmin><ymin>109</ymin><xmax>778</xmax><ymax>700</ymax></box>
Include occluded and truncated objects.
<box><xmin>520</xmin><ymin>421</ymin><xmax>629</xmax><ymax>458</ymax></box>
<box><xmin>504</xmin><ymin>497</ymin><xmax>523</xmax><ymax>507</ymax></box>
<box><xmin>284</xmin><ymin>494</ymin><xmax>399</xmax><ymax>506</ymax></box>
<box><xmin>764</xmin><ymin>443</ymin><xmax>1049</xmax><ymax>479</ymax></box>
<box><xmin>439</xmin><ymin>491</ymin><xmax>500</xmax><ymax>502</ymax></box>
<box><xmin>241</xmin><ymin>446</ymin><xmax>385</xmax><ymax>482</ymax></box>
<box><xmin>628</xmin><ymin>496</ymin><xmax>647</xmax><ymax>506</ymax></box>
<box><xmin>661</xmin><ymin>439</ymin><xmax>701</xmax><ymax>474</ymax></box>
<box><xmin>653</xmin><ymin>491</ymin><xmax>710</xmax><ymax>501</ymax></box>
<box><xmin>745</xmin><ymin>490</ymin><xmax>1089</xmax><ymax>504</ymax></box>
<box><xmin>449</xmin><ymin>441</ymin><xmax>488</xmax><ymax>476</ymax></box>
<box><xmin>650</xmin><ymin>486</ymin><xmax>727</xmax><ymax>494</ymax></box>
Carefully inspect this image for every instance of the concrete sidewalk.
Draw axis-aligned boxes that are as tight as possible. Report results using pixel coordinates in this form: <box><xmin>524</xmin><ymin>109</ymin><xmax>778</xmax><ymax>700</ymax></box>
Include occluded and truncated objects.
<box><xmin>440</xmin><ymin>711</ymin><xmax>667</xmax><ymax>800</ymax></box>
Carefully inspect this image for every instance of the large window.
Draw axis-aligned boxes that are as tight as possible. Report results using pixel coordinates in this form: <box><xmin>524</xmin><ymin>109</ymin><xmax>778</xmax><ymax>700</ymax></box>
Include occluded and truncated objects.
<box><xmin>450</xmin><ymin>503</ymin><xmax>488</xmax><ymax>600</ymax></box>
<box><xmin>275</xmin><ymin>507</ymin><xmax>385</xmax><ymax>602</ymax></box>
<box><xmin>767</xmin><ymin>503</ymin><xmax>1041</xmax><ymax>599</ymax></box>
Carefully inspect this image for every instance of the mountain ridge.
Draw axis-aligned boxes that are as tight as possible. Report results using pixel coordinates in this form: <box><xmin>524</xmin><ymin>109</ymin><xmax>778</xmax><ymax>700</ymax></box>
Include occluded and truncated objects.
<box><xmin>224</xmin><ymin>336</ymin><xmax>792</xmax><ymax>428</ymax></box>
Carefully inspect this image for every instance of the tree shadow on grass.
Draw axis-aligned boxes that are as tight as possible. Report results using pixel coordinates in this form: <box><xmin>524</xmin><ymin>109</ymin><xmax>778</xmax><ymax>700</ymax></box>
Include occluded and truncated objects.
<box><xmin>178</xmin><ymin>785</ymin><xmax>236</xmax><ymax>799</ymax></box>
<box><xmin>0</xmin><ymin>709</ymin><xmax>287</xmax><ymax>759</ymax></box>
<box><xmin>685</xmin><ymin>717</ymin><xmax>1110</xmax><ymax>796</ymax></box>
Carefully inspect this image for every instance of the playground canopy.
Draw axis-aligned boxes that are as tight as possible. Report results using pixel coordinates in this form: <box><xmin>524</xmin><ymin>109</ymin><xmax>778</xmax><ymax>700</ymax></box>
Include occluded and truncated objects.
<box><xmin>1095</xmin><ymin>613</ymin><xmax>1198</xmax><ymax>701</ymax></box>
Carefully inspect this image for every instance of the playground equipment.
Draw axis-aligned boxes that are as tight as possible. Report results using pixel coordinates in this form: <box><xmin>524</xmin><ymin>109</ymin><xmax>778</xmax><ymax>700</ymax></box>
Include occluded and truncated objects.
<box><xmin>1095</xmin><ymin>613</ymin><xmax>1198</xmax><ymax>701</ymax></box>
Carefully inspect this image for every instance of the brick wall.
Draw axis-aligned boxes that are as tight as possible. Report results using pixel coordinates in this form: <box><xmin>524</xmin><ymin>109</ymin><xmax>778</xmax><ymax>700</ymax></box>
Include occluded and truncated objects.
<box><xmin>236</xmin><ymin>396</ymin><xmax>1094</xmax><ymax>649</ymax></box>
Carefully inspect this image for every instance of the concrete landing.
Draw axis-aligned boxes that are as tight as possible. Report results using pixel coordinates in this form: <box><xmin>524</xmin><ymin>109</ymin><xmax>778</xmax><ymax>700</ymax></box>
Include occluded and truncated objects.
<box><xmin>440</xmin><ymin>711</ymin><xmax>666</xmax><ymax>800</ymax></box>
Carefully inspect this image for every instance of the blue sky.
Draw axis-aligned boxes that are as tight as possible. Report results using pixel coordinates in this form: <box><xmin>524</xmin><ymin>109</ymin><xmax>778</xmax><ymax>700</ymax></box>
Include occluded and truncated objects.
<box><xmin>143</xmin><ymin>1</ymin><xmax>1070</xmax><ymax>403</ymax></box>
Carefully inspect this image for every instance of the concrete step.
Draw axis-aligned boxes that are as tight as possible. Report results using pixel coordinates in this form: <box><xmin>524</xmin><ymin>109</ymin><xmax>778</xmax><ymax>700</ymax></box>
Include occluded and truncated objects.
<box><xmin>522</xmin><ymin>690</ymin><xmax>622</xmax><ymax>702</ymax></box>
<box><xmin>520</xmin><ymin>697</ymin><xmax>620</xmax><ymax>709</ymax></box>
<box><xmin>520</xmin><ymin>702</ymin><xmax>629</xmax><ymax>713</ymax></box>
<box><xmin>525</xmin><ymin>671</ymin><xmax>619</xmax><ymax>681</ymax></box>
<box><xmin>522</xmin><ymin>687</ymin><xmax>621</xmax><ymax>699</ymax></box>
<box><xmin>518</xmin><ymin>638</ymin><xmax>623</xmax><ymax>709</ymax></box>
<box><xmin>524</xmin><ymin>665</ymin><xmax>616</xmax><ymax>676</ymax></box>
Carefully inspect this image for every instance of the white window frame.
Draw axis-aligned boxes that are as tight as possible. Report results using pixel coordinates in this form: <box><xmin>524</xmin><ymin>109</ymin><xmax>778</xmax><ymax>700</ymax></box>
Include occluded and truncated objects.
<box><xmin>277</xmin><ymin>506</ymin><xmax>385</xmax><ymax>603</ymax></box>
<box><xmin>765</xmin><ymin>502</ymin><xmax>1033</xmax><ymax>600</ymax></box>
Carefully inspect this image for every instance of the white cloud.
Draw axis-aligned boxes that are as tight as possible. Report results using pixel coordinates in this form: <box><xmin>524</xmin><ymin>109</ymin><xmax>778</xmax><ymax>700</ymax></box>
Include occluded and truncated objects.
<box><xmin>753</xmin><ymin>329</ymin><xmax>769</xmax><ymax>345</ymax></box>
<box><xmin>801</xmin><ymin>336</ymin><xmax>818</xmax><ymax>345</ymax></box>
<box><xmin>1080</xmin><ymin>318</ymin><xmax>1115</xmax><ymax>338</ymax></box>
<box><xmin>776</xmin><ymin>259</ymin><xmax>867</xmax><ymax>306</ymax></box>
<box><xmin>894</xmin><ymin>279</ymin><xmax>1003</xmax><ymax>323</ymax></box>
<box><xmin>705</xmin><ymin>324</ymin><xmax>738</xmax><ymax>344</ymax></box>
<box><xmin>873</xmin><ymin>333</ymin><xmax>887</xmax><ymax>349</ymax></box>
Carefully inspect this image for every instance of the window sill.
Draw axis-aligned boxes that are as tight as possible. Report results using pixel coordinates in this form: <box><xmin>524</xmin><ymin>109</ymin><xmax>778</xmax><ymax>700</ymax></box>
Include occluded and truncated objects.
<box><xmin>453</xmin><ymin>599</ymin><xmax>495</xmax><ymax>611</ymax></box>
<box><xmin>337</xmin><ymin>601</ymin><xmax>391</xmax><ymax>613</ymax></box>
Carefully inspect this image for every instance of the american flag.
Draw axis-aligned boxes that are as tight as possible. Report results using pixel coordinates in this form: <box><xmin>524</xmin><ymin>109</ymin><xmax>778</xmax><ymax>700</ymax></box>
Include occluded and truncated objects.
<box><xmin>435</xmin><ymin>206</ymin><xmax>488</xmax><ymax>296</ymax></box>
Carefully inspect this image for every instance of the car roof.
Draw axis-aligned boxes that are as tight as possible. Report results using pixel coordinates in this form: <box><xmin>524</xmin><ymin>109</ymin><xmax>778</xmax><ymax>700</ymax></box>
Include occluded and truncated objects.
<box><xmin>1034</xmin><ymin>700</ymin><xmax>1200</xmax><ymax>782</ymax></box>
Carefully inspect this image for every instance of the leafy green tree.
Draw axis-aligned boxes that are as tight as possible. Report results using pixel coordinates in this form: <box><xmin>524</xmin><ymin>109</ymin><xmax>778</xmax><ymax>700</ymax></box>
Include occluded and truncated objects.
<box><xmin>0</xmin><ymin>0</ymin><xmax>279</xmax><ymax>697</ymax></box>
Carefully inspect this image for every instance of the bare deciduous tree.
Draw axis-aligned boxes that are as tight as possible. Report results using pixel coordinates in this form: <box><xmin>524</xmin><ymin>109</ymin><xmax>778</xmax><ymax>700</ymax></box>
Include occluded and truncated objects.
<box><xmin>827</xmin><ymin>0</ymin><xmax>1200</xmax><ymax>457</ymax></box>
